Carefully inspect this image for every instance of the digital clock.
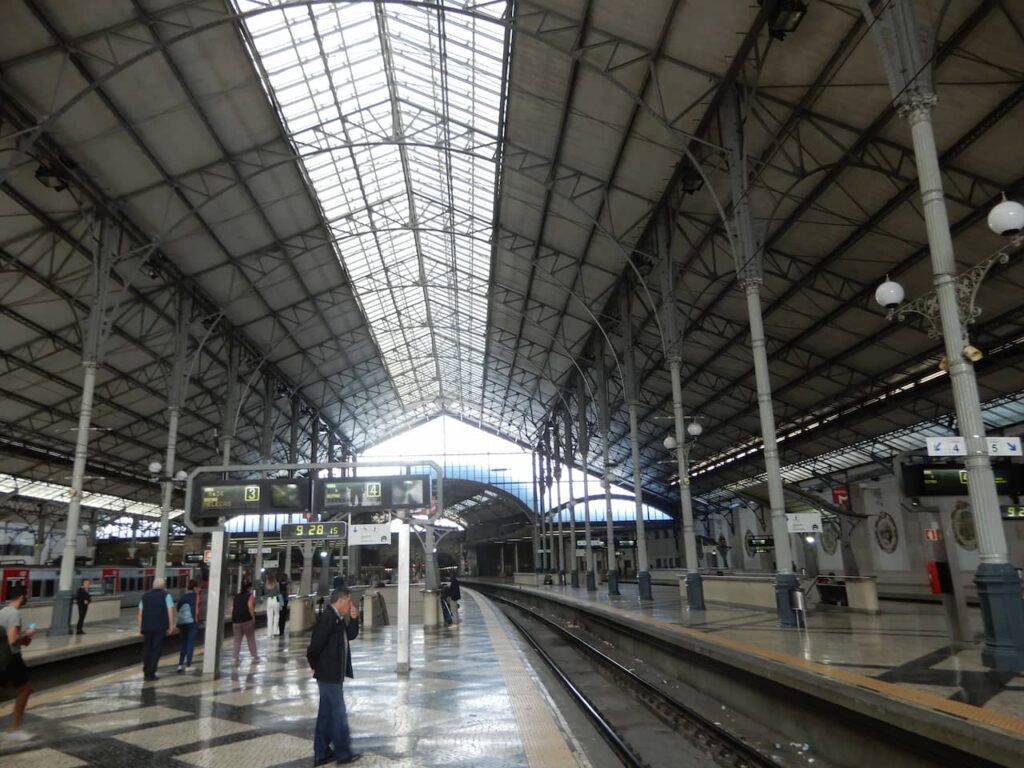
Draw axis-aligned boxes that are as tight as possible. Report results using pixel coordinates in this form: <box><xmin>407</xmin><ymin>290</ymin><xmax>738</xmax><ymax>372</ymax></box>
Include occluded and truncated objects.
<box><xmin>280</xmin><ymin>522</ymin><xmax>346</xmax><ymax>539</ymax></box>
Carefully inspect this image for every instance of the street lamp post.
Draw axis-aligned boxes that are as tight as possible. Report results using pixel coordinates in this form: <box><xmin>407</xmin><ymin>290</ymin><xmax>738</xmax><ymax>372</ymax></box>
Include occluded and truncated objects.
<box><xmin>864</xmin><ymin>0</ymin><xmax>1024</xmax><ymax>671</ymax></box>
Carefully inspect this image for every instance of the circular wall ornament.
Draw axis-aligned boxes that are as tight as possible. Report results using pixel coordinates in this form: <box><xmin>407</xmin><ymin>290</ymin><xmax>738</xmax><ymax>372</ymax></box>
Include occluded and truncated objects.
<box><xmin>821</xmin><ymin>520</ymin><xmax>840</xmax><ymax>556</ymax></box>
<box><xmin>874</xmin><ymin>511</ymin><xmax>899</xmax><ymax>554</ymax></box>
<box><xmin>952</xmin><ymin>501</ymin><xmax>977</xmax><ymax>551</ymax></box>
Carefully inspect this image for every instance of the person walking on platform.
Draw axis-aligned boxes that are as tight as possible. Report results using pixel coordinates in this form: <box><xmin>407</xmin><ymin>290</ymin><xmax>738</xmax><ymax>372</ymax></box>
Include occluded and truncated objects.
<box><xmin>176</xmin><ymin>580</ymin><xmax>200</xmax><ymax>673</ymax></box>
<box><xmin>1</xmin><ymin>585</ymin><xmax>37</xmax><ymax>742</ymax></box>
<box><xmin>278</xmin><ymin>575</ymin><xmax>290</xmax><ymax>637</ymax></box>
<box><xmin>264</xmin><ymin>574</ymin><xmax>281</xmax><ymax>638</ymax></box>
<box><xmin>307</xmin><ymin>586</ymin><xmax>360</xmax><ymax>765</ymax></box>
<box><xmin>448</xmin><ymin>574</ymin><xmax>461</xmax><ymax>624</ymax></box>
<box><xmin>232</xmin><ymin>580</ymin><xmax>259</xmax><ymax>664</ymax></box>
<box><xmin>74</xmin><ymin>578</ymin><xmax>92</xmax><ymax>635</ymax></box>
<box><xmin>138</xmin><ymin>577</ymin><xmax>175</xmax><ymax>682</ymax></box>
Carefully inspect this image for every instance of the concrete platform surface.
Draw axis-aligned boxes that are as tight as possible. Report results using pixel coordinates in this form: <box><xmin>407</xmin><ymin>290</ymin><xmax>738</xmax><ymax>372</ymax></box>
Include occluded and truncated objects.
<box><xmin>0</xmin><ymin>590</ymin><xmax>588</xmax><ymax>767</ymax></box>
<box><xmin>507</xmin><ymin>579</ymin><xmax>1024</xmax><ymax>720</ymax></box>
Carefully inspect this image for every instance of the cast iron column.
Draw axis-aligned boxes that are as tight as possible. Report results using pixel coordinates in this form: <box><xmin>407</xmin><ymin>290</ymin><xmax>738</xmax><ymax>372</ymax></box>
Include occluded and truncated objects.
<box><xmin>597</xmin><ymin>349</ymin><xmax>619</xmax><ymax>594</ymax></box>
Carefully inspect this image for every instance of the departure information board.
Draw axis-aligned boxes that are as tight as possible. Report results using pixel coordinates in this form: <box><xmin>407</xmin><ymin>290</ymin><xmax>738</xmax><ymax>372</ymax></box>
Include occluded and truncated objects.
<box><xmin>1002</xmin><ymin>506</ymin><xmax>1024</xmax><ymax>520</ymax></box>
<box><xmin>902</xmin><ymin>465</ymin><xmax>1019</xmax><ymax>497</ymax></box>
<box><xmin>280</xmin><ymin>522</ymin><xmax>346</xmax><ymax>539</ymax></box>
<box><xmin>314</xmin><ymin>475</ymin><xmax>430</xmax><ymax>513</ymax></box>
<box><xmin>190</xmin><ymin>478</ymin><xmax>310</xmax><ymax>524</ymax></box>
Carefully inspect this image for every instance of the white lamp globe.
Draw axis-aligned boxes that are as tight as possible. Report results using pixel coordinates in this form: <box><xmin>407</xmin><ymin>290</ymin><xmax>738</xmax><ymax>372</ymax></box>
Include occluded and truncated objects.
<box><xmin>174</xmin><ymin>470</ymin><xmax>188</xmax><ymax>482</ymax></box>
<box><xmin>687</xmin><ymin>421</ymin><xmax>703</xmax><ymax>438</ymax></box>
<box><xmin>663</xmin><ymin>435</ymin><xmax>677</xmax><ymax>451</ymax></box>
<box><xmin>874</xmin><ymin>277</ymin><xmax>905</xmax><ymax>309</ymax></box>
<box><xmin>148</xmin><ymin>461</ymin><xmax>162</xmax><ymax>475</ymax></box>
<box><xmin>988</xmin><ymin>195</ymin><xmax>1024</xmax><ymax>236</ymax></box>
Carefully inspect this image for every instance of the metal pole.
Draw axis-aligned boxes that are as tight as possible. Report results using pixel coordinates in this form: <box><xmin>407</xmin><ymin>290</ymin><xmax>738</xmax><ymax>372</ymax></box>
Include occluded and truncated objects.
<box><xmin>725</xmin><ymin>86</ymin><xmax>797</xmax><ymax>626</ymax></box>
<box><xmin>536</xmin><ymin>450</ymin><xmax>544</xmax><ymax>577</ymax></box>
<box><xmin>597</xmin><ymin>349</ymin><xmax>619</xmax><ymax>594</ymax></box>
<box><xmin>397</xmin><ymin>517</ymin><xmax>411</xmax><ymax>674</ymax></box>
<box><xmin>543</xmin><ymin>438</ymin><xmax>554</xmax><ymax>572</ymax></box>
<box><xmin>623</xmin><ymin>290</ymin><xmax>652</xmax><ymax>600</ymax></box>
<box><xmin>52</xmin><ymin>218</ymin><xmax>113</xmax><ymax>636</ymax></box>
<box><xmin>859</xmin><ymin>0</ymin><xmax>1024</xmax><ymax>668</ymax></box>
<box><xmin>563</xmin><ymin>408</ymin><xmax>579</xmax><ymax>588</ymax></box>
<box><xmin>578</xmin><ymin>375</ymin><xmax>597</xmax><ymax>590</ymax></box>
<box><xmin>658</xmin><ymin>208</ymin><xmax>704</xmax><ymax>608</ymax></box>
<box><xmin>552</xmin><ymin>421</ymin><xmax>565</xmax><ymax>583</ymax></box>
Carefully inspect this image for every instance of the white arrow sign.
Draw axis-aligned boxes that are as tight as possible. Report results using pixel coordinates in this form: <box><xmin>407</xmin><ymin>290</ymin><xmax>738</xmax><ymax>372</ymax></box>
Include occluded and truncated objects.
<box><xmin>926</xmin><ymin>436</ymin><xmax>1021</xmax><ymax>457</ymax></box>
<box><xmin>988</xmin><ymin>437</ymin><xmax>1022</xmax><ymax>457</ymax></box>
<box><xmin>926</xmin><ymin>437</ymin><xmax>965</xmax><ymax>456</ymax></box>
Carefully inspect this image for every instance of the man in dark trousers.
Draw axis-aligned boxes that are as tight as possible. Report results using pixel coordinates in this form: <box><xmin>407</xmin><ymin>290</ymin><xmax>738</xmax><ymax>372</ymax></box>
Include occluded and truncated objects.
<box><xmin>307</xmin><ymin>586</ymin><xmax>360</xmax><ymax>765</ymax></box>
<box><xmin>74</xmin><ymin>578</ymin><xmax>92</xmax><ymax>635</ymax></box>
<box><xmin>137</xmin><ymin>577</ymin><xmax>175</xmax><ymax>681</ymax></box>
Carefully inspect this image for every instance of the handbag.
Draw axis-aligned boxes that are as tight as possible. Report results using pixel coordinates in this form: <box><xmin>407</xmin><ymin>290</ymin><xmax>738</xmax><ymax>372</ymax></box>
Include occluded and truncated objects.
<box><xmin>0</xmin><ymin>632</ymin><xmax>11</xmax><ymax>673</ymax></box>
<box><xmin>177</xmin><ymin>601</ymin><xmax>194</xmax><ymax>625</ymax></box>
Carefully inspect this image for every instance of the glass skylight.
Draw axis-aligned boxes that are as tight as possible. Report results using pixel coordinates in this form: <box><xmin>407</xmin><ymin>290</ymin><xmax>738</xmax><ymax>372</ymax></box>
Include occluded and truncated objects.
<box><xmin>0</xmin><ymin>473</ymin><xmax>180</xmax><ymax>519</ymax></box>
<box><xmin>236</xmin><ymin>1</ymin><xmax>509</xmax><ymax>415</ymax></box>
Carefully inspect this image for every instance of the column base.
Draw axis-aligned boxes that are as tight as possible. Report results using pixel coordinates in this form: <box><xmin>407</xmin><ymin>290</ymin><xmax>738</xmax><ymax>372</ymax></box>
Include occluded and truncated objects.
<box><xmin>585</xmin><ymin>571</ymin><xmax>597</xmax><ymax>591</ymax></box>
<box><xmin>638</xmin><ymin>571</ymin><xmax>653</xmax><ymax>601</ymax></box>
<box><xmin>774</xmin><ymin>573</ymin><xmax>800</xmax><ymax>628</ymax></box>
<box><xmin>975</xmin><ymin>563</ymin><xmax>1024</xmax><ymax>672</ymax></box>
<box><xmin>607</xmin><ymin>570</ymin><xmax>620</xmax><ymax>596</ymax></box>
<box><xmin>48</xmin><ymin>590</ymin><xmax>74</xmax><ymax>636</ymax></box>
<box><xmin>685</xmin><ymin>572</ymin><xmax>705</xmax><ymax>610</ymax></box>
<box><xmin>570</xmin><ymin>570</ymin><xmax>580</xmax><ymax>588</ymax></box>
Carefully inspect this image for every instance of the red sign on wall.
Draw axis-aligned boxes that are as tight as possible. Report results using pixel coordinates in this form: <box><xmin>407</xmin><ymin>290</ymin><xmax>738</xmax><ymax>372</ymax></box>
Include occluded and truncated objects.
<box><xmin>831</xmin><ymin>485</ymin><xmax>850</xmax><ymax>508</ymax></box>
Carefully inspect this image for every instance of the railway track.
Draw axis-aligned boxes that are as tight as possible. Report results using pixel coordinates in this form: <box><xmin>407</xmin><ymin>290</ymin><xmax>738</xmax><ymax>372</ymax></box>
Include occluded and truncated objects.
<box><xmin>492</xmin><ymin>593</ymin><xmax>783</xmax><ymax>768</ymax></box>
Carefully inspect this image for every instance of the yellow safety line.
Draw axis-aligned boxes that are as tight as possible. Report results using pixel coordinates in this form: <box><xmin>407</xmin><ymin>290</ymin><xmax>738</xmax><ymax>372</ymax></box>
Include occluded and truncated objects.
<box><xmin>469</xmin><ymin>590</ymin><xmax>584</xmax><ymax>768</ymax></box>
<box><xmin>533</xmin><ymin>586</ymin><xmax>1024</xmax><ymax>736</ymax></box>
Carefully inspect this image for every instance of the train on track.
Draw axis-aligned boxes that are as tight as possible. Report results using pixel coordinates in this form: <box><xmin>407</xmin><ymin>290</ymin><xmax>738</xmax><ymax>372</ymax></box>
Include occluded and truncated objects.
<box><xmin>0</xmin><ymin>564</ymin><xmax>201</xmax><ymax>607</ymax></box>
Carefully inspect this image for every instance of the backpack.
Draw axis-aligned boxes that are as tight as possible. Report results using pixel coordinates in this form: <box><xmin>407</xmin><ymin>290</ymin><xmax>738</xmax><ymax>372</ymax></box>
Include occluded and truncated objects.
<box><xmin>177</xmin><ymin>599</ymin><xmax>194</xmax><ymax>625</ymax></box>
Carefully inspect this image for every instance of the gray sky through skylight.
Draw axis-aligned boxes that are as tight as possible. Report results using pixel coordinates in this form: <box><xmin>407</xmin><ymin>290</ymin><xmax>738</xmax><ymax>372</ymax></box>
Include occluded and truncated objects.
<box><xmin>237</xmin><ymin>0</ymin><xmax>509</xmax><ymax>415</ymax></box>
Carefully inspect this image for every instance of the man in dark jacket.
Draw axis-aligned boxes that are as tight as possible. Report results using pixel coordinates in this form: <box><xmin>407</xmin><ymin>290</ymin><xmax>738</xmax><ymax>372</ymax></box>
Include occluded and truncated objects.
<box><xmin>307</xmin><ymin>586</ymin><xmax>360</xmax><ymax>765</ymax></box>
<box><xmin>74</xmin><ymin>578</ymin><xmax>92</xmax><ymax>635</ymax></box>
<box><xmin>137</xmin><ymin>578</ymin><xmax>175</xmax><ymax>681</ymax></box>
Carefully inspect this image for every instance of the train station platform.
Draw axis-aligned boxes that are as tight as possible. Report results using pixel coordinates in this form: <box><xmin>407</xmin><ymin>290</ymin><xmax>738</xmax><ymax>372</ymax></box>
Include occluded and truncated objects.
<box><xmin>479</xmin><ymin>578</ymin><xmax>1024</xmax><ymax>718</ymax></box>
<box><xmin>491</xmin><ymin>579</ymin><xmax>1024</xmax><ymax>718</ymax></box>
<box><xmin>0</xmin><ymin>590</ymin><xmax>588</xmax><ymax>767</ymax></box>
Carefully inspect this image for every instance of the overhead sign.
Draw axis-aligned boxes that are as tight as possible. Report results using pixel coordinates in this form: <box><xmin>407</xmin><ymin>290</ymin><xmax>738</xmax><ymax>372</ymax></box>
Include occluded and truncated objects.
<box><xmin>350</xmin><ymin>524</ymin><xmax>393</xmax><ymax>546</ymax></box>
<box><xmin>785</xmin><ymin>511</ymin><xmax>823</xmax><ymax>533</ymax></box>
<box><xmin>925</xmin><ymin>436</ymin><xmax>1022</xmax><ymax>457</ymax></box>
<box><xmin>746</xmin><ymin>534</ymin><xmax>774</xmax><ymax>554</ymax></box>
<box><xmin>831</xmin><ymin>486</ymin><xmax>850</xmax><ymax>507</ymax></box>
<box><xmin>280</xmin><ymin>522</ymin><xmax>346</xmax><ymax>540</ymax></box>
<box><xmin>926</xmin><ymin>437</ymin><xmax>965</xmax><ymax>456</ymax></box>
<box><xmin>183</xmin><ymin>552</ymin><xmax>205</xmax><ymax>565</ymax></box>
<box><xmin>190</xmin><ymin>478</ymin><xmax>310</xmax><ymax>525</ymax></box>
<box><xmin>247</xmin><ymin>547</ymin><xmax>274</xmax><ymax>555</ymax></box>
<box><xmin>903</xmin><ymin>465</ymin><xmax>1019</xmax><ymax>497</ymax></box>
<box><xmin>988</xmin><ymin>437</ymin><xmax>1022</xmax><ymax>457</ymax></box>
<box><xmin>315</xmin><ymin>475</ymin><xmax>430</xmax><ymax>513</ymax></box>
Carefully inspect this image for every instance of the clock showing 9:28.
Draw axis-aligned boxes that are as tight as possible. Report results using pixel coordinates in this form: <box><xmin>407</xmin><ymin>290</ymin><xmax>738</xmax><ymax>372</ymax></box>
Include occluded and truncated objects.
<box><xmin>280</xmin><ymin>523</ymin><xmax>345</xmax><ymax>539</ymax></box>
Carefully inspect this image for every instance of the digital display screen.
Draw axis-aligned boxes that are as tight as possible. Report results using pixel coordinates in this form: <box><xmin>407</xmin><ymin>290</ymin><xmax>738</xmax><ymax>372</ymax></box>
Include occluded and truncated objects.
<box><xmin>280</xmin><ymin>523</ymin><xmax>346</xmax><ymax>539</ymax></box>
<box><xmin>315</xmin><ymin>475</ymin><xmax>430</xmax><ymax>512</ymax></box>
<box><xmin>271</xmin><ymin>482</ymin><xmax>306</xmax><ymax>510</ymax></box>
<box><xmin>903</xmin><ymin>465</ymin><xmax>1019</xmax><ymax>497</ymax></box>
<box><xmin>1002</xmin><ymin>506</ymin><xmax>1024</xmax><ymax>520</ymax></box>
<box><xmin>322</xmin><ymin>480</ymin><xmax>383</xmax><ymax>508</ymax></box>
<box><xmin>200</xmin><ymin>484</ymin><xmax>261</xmax><ymax>511</ymax></box>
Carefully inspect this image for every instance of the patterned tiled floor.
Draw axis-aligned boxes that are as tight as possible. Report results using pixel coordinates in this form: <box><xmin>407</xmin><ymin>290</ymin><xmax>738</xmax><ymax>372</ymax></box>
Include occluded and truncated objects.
<box><xmin>0</xmin><ymin>591</ymin><xmax>588</xmax><ymax>767</ymax></box>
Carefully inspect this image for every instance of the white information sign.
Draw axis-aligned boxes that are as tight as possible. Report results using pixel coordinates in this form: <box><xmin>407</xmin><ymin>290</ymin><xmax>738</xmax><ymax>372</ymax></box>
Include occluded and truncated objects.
<box><xmin>785</xmin><ymin>511</ymin><xmax>823</xmax><ymax>534</ymax></box>
<box><xmin>350</xmin><ymin>523</ymin><xmax>393</xmax><ymax>546</ymax></box>
<box><xmin>988</xmin><ymin>437</ymin><xmax>1022</xmax><ymax>457</ymax></box>
<box><xmin>247</xmin><ymin>546</ymin><xmax>273</xmax><ymax>554</ymax></box>
<box><xmin>925</xmin><ymin>436</ymin><xmax>1022</xmax><ymax>457</ymax></box>
<box><xmin>926</xmin><ymin>436</ymin><xmax>965</xmax><ymax>456</ymax></box>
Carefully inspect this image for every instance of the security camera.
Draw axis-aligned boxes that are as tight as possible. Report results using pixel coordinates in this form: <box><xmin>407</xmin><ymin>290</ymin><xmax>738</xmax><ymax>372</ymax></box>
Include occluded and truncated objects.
<box><xmin>988</xmin><ymin>195</ymin><xmax>1024</xmax><ymax>236</ymax></box>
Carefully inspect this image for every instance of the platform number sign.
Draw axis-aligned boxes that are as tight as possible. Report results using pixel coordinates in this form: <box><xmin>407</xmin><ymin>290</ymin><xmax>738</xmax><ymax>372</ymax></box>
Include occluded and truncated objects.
<box><xmin>245</xmin><ymin>486</ymin><xmax>260</xmax><ymax>502</ymax></box>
